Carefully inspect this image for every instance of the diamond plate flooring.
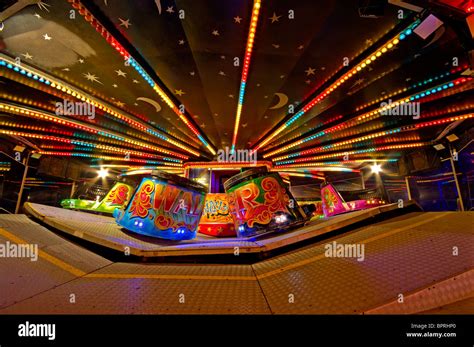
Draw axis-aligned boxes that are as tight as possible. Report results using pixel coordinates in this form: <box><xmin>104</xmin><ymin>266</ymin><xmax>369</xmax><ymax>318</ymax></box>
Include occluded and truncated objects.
<box><xmin>1</xmin><ymin>211</ymin><xmax>473</xmax><ymax>314</ymax></box>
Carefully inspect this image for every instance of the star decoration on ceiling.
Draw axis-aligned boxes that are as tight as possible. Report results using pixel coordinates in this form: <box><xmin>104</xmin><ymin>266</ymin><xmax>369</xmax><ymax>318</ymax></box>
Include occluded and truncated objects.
<box><xmin>269</xmin><ymin>12</ymin><xmax>281</xmax><ymax>23</ymax></box>
<box><xmin>218</xmin><ymin>71</ymin><xmax>226</xmax><ymax>76</ymax></box>
<box><xmin>132</xmin><ymin>79</ymin><xmax>139</xmax><ymax>83</ymax></box>
<box><xmin>78</xmin><ymin>58</ymin><xmax>84</xmax><ymax>63</ymax></box>
<box><xmin>272</xmin><ymin>44</ymin><xmax>280</xmax><ymax>49</ymax></box>
<box><xmin>305</xmin><ymin>79</ymin><xmax>311</xmax><ymax>84</ymax></box>
<box><xmin>305</xmin><ymin>67</ymin><xmax>316</xmax><ymax>76</ymax></box>
<box><xmin>220</xmin><ymin>55</ymin><xmax>226</xmax><ymax>59</ymax></box>
<box><xmin>212</xmin><ymin>30</ymin><xmax>220</xmax><ymax>36</ymax></box>
<box><xmin>242</xmin><ymin>123</ymin><xmax>248</xmax><ymax>128</ymax></box>
<box><xmin>297</xmin><ymin>45</ymin><xmax>304</xmax><ymax>50</ymax></box>
<box><xmin>200</xmin><ymin>123</ymin><xmax>206</xmax><ymax>128</ymax></box>
<box><xmin>112</xmin><ymin>84</ymin><xmax>118</xmax><ymax>88</ymax></box>
<box><xmin>234</xmin><ymin>16</ymin><xmax>242</xmax><ymax>24</ymax></box>
<box><xmin>178</xmin><ymin>39</ymin><xmax>185</xmax><ymax>45</ymax></box>
<box><xmin>37</xmin><ymin>1</ymin><xmax>50</xmax><ymax>12</ymax></box>
<box><xmin>62</xmin><ymin>68</ymin><xmax>70</xmax><ymax>72</ymax></box>
<box><xmin>115</xmin><ymin>101</ymin><xmax>125</xmax><ymax>107</ymax></box>
<box><xmin>228</xmin><ymin>94</ymin><xmax>234</xmax><ymax>98</ymax></box>
<box><xmin>365</xmin><ymin>39</ymin><xmax>374</xmax><ymax>46</ymax></box>
<box><xmin>118</xmin><ymin>18</ymin><xmax>131</xmax><ymax>29</ymax></box>
<box><xmin>189</xmin><ymin>71</ymin><xmax>195</xmax><ymax>76</ymax></box>
<box><xmin>43</xmin><ymin>33</ymin><xmax>52</xmax><ymax>40</ymax></box>
<box><xmin>280</xmin><ymin>75</ymin><xmax>285</xmax><ymax>79</ymax></box>
<box><xmin>34</xmin><ymin>13</ymin><xmax>42</xmax><ymax>19</ymax></box>
<box><xmin>175</xmin><ymin>89</ymin><xmax>185</xmax><ymax>96</ymax></box>
<box><xmin>166</xmin><ymin>6</ymin><xmax>174</xmax><ymax>13</ymax></box>
<box><xmin>21</xmin><ymin>52</ymin><xmax>33</xmax><ymax>60</ymax></box>
<box><xmin>83</xmin><ymin>72</ymin><xmax>102</xmax><ymax>84</ymax></box>
<box><xmin>115</xmin><ymin>69</ymin><xmax>127</xmax><ymax>77</ymax></box>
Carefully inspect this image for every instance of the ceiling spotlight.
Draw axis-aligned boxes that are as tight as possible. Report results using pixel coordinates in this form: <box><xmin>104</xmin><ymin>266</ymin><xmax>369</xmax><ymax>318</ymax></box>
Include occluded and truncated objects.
<box><xmin>97</xmin><ymin>168</ymin><xmax>109</xmax><ymax>179</ymax></box>
<box><xmin>446</xmin><ymin>134</ymin><xmax>459</xmax><ymax>142</ymax></box>
<box><xmin>370</xmin><ymin>163</ymin><xmax>382</xmax><ymax>174</ymax></box>
<box><xmin>433</xmin><ymin>144</ymin><xmax>445</xmax><ymax>151</ymax></box>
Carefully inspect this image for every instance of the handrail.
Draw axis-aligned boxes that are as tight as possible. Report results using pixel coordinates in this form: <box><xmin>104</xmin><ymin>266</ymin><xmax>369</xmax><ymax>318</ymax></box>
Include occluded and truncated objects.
<box><xmin>0</xmin><ymin>207</ymin><xmax>12</xmax><ymax>214</ymax></box>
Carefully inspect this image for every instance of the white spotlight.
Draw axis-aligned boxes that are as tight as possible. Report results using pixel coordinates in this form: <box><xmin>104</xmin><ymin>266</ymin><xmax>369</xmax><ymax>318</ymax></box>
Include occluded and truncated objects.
<box><xmin>98</xmin><ymin>168</ymin><xmax>109</xmax><ymax>179</ymax></box>
<box><xmin>370</xmin><ymin>163</ymin><xmax>382</xmax><ymax>174</ymax></box>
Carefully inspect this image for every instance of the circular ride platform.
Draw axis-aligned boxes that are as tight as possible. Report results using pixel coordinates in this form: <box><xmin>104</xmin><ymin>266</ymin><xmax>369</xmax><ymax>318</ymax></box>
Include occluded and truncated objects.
<box><xmin>24</xmin><ymin>201</ymin><xmax>418</xmax><ymax>258</ymax></box>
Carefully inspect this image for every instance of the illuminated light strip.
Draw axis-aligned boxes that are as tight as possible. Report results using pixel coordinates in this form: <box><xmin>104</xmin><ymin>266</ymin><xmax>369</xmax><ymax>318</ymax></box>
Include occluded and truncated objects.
<box><xmin>253</xmin><ymin>20</ymin><xmax>421</xmax><ymax>151</ymax></box>
<box><xmin>277</xmin><ymin>169</ymin><xmax>355</xmax><ymax>176</ymax></box>
<box><xmin>92</xmin><ymin>165</ymin><xmax>184</xmax><ymax>173</ymax></box>
<box><xmin>277</xmin><ymin>172</ymin><xmax>328</xmax><ymax>179</ymax></box>
<box><xmin>268</xmin><ymin>159</ymin><xmax>402</xmax><ymax>169</ymax></box>
<box><xmin>282</xmin><ymin>134</ymin><xmax>421</xmax><ymax>161</ymax></box>
<box><xmin>0</xmin><ymin>103</ymin><xmax>189</xmax><ymax>159</ymax></box>
<box><xmin>264</xmin><ymin>115</ymin><xmax>344</xmax><ymax>152</ymax></box>
<box><xmin>0</xmin><ymin>122</ymin><xmax>180</xmax><ymax>161</ymax></box>
<box><xmin>183</xmin><ymin>160</ymin><xmax>273</xmax><ymax>170</ymax></box>
<box><xmin>358</xmin><ymin>78</ymin><xmax>470</xmax><ymax>122</ymax></box>
<box><xmin>230</xmin><ymin>0</ymin><xmax>261</xmax><ymax>152</ymax></box>
<box><xmin>271</xmin><ymin>128</ymin><xmax>420</xmax><ymax>162</ymax></box>
<box><xmin>0</xmin><ymin>55</ymin><xmax>201</xmax><ymax>157</ymax></box>
<box><xmin>274</xmin><ymin>142</ymin><xmax>428</xmax><ymax>165</ymax></box>
<box><xmin>272</xmin><ymin>113</ymin><xmax>472</xmax><ymax>162</ymax></box>
<box><xmin>265</xmin><ymin>77</ymin><xmax>470</xmax><ymax>158</ymax></box>
<box><xmin>38</xmin><ymin>141</ymin><xmax>181</xmax><ymax>162</ymax></box>
<box><xmin>269</xmin><ymin>127</ymin><xmax>410</xmax><ymax>161</ymax></box>
<box><xmin>414</xmin><ymin>114</ymin><xmax>473</xmax><ymax>128</ymax></box>
<box><xmin>0</xmin><ymin>92</ymin><xmax>196</xmax><ymax>152</ymax></box>
<box><xmin>37</xmin><ymin>151</ymin><xmax>182</xmax><ymax>166</ymax></box>
<box><xmin>0</xmin><ymin>76</ymin><xmax>199</xmax><ymax>151</ymax></box>
<box><xmin>355</xmin><ymin>69</ymin><xmax>457</xmax><ymax>111</ymax></box>
<box><xmin>0</xmin><ymin>130</ymin><xmax>179</xmax><ymax>162</ymax></box>
<box><xmin>275</xmin><ymin>159</ymin><xmax>399</xmax><ymax>169</ymax></box>
<box><xmin>0</xmin><ymin>121</ymin><xmax>75</xmax><ymax>137</ymax></box>
<box><xmin>66</xmin><ymin>1</ymin><xmax>216</xmax><ymax>155</ymax></box>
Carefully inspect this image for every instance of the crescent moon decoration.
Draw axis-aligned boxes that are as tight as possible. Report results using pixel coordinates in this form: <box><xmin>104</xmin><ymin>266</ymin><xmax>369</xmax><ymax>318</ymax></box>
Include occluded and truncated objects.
<box><xmin>0</xmin><ymin>22</ymin><xmax>4</xmax><ymax>31</ymax></box>
<box><xmin>422</xmin><ymin>26</ymin><xmax>445</xmax><ymax>49</ymax></box>
<box><xmin>136</xmin><ymin>97</ymin><xmax>162</xmax><ymax>112</ymax></box>
<box><xmin>155</xmin><ymin>0</ymin><xmax>162</xmax><ymax>14</ymax></box>
<box><xmin>269</xmin><ymin>93</ymin><xmax>289</xmax><ymax>110</ymax></box>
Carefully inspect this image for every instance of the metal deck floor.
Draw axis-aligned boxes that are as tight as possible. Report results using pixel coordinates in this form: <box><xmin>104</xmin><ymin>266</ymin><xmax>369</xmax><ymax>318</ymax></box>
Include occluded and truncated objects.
<box><xmin>0</xmin><ymin>211</ymin><xmax>473</xmax><ymax>314</ymax></box>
